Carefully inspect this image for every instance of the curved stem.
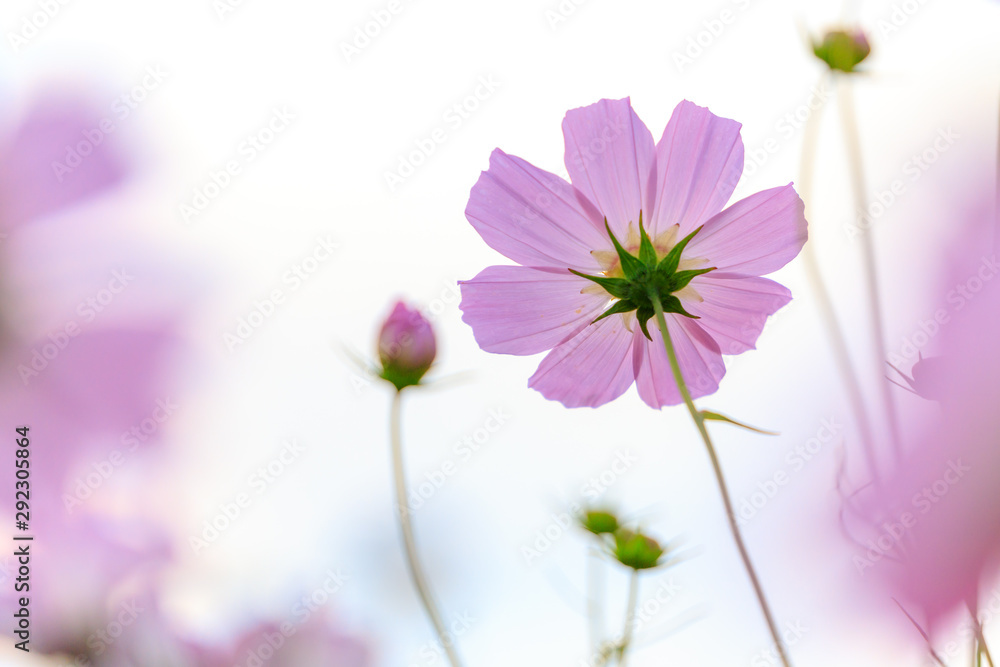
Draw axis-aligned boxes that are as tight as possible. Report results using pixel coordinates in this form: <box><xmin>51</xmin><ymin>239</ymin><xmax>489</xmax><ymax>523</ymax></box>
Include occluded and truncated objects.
<box><xmin>650</xmin><ymin>295</ymin><xmax>791</xmax><ymax>667</ymax></box>
<box><xmin>799</xmin><ymin>72</ymin><xmax>881</xmax><ymax>482</ymax></box>
<box><xmin>618</xmin><ymin>570</ymin><xmax>640</xmax><ymax>667</ymax></box>
<box><xmin>389</xmin><ymin>391</ymin><xmax>465</xmax><ymax>667</ymax></box>
<box><xmin>838</xmin><ymin>78</ymin><xmax>903</xmax><ymax>462</ymax></box>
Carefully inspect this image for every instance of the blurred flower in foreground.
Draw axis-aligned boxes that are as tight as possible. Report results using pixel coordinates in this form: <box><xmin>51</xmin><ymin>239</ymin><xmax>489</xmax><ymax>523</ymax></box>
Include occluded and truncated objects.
<box><xmin>856</xmin><ymin>210</ymin><xmax>1000</xmax><ymax>631</ymax></box>
<box><xmin>377</xmin><ymin>301</ymin><xmax>436</xmax><ymax>391</ymax></box>
<box><xmin>460</xmin><ymin>98</ymin><xmax>806</xmax><ymax>408</ymax></box>
<box><xmin>812</xmin><ymin>29</ymin><xmax>871</xmax><ymax>73</ymax></box>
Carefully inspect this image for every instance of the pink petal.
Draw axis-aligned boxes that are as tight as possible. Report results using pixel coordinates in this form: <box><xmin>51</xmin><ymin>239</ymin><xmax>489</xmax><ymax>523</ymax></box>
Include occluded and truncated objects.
<box><xmin>466</xmin><ymin>149</ymin><xmax>608</xmax><ymax>271</ymax></box>
<box><xmin>562</xmin><ymin>98</ymin><xmax>656</xmax><ymax>238</ymax></box>
<box><xmin>528</xmin><ymin>316</ymin><xmax>637</xmax><ymax>408</ymax></box>
<box><xmin>459</xmin><ymin>265</ymin><xmax>607</xmax><ymax>355</ymax></box>
<box><xmin>684</xmin><ymin>273</ymin><xmax>792</xmax><ymax>355</ymax></box>
<box><xmin>686</xmin><ymin>184</ymin><xmax>807</xmax><ymax>276</ymax></box>
<box><xmin>648</xmin><ymin>100</ymin><xmax>744</xmax><ymax>237</ymax></box>
<box><xmin>0</xmin><ymin>94</ymin><xmax>130</xmax><ymax>231</ymax></box>
<box><xmin>636</xmin><ymin>316</ymin><xmax>726</xmax><ymax>409</ymax></box>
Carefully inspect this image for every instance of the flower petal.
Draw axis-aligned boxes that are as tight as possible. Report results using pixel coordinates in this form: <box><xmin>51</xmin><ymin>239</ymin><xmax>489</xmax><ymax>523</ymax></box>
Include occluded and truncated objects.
<box><xmin>459</xmin><ymin>265</ymin><xmax>608</xmax><ymax>355</ymax></box>
<box><xmin>636</xmin><ymin>316</ymin><xmax>726</xmax><ymax>409</ymax></box>
<box><xmin>683</xmin><ymin>273</ymin><xmax>792</xmax><ymax>355</ymax></box>
<box><xmin>562</xmin><ymin>98</ymin><xmax>656</xmax><ymax>238</ymax></box>
<box><xmin>648</xmin><ymin>100</ymin><xmax>744</xmax><ymax>237</ymax></box>
<box><xmin>686</xmin><ymin>184</ymin><xmax>807</xmax><ymax>276</ymax></box>
<box><xmin>465</xmin><ymin>149</ymin><xmax>608</xmax><ymax>271</ymax></box>
<box><xmin>528</xmin><ymin>316</ymin><xmax>636</xmax><ymax>408</ymax></box>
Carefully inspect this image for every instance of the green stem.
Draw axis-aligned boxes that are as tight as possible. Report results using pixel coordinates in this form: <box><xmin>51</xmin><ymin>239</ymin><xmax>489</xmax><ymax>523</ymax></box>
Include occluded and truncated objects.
<box><xmin>799</xmin><ymin>72</ymin><xmax>880</xmax><ymax>482</ymax></box>
<box><xmin>650</xmin><ymin>294</ymin><xmax>791</xmax><ymax>667</ymax></box>
<box><xmin>838</xmin><ymin>78</ymin><xmax>903</xmax><ymax>462</ymax></box>
<box><xmin>618</xmin><ymin>570</ymin><xmax>640</xmax><ymax>667</ymax></box>
<box><xmin>389</xmin><ymin>391</ymin><xmax>465</xmax><ymax>667</ymax></box>
<box><xmin>969</xmin><ymin>604</ymin><xmax>995</xmax><ymax>667</ymax></box>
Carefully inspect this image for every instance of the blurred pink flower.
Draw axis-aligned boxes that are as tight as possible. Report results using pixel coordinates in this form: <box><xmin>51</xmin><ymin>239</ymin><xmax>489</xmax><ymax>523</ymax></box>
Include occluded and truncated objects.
<box><xmin>856</xmin><ymin>210</ymin><xmax>1000</xmax><ymax>630</ymax></box>
<box><xmin>460</xmin><ymin>98</ymin><xmax>806</xmax><ymax>408</ymax></box>
<box><xmin>377</xmin><ymin>300</ymin><xmax>436</xmax><ymax>390</ymax></box>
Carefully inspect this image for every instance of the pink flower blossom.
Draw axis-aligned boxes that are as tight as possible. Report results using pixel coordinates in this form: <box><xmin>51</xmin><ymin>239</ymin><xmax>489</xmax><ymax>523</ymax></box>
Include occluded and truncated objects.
<box><xmin>377</xmin><ymin>301</ymin><xmax>436</xmax><ymax>390</ymax></box>
<box><xmin>460</xmin><ymin>98</ymin><xmax>807</xmax><ymax>408</ymax></box>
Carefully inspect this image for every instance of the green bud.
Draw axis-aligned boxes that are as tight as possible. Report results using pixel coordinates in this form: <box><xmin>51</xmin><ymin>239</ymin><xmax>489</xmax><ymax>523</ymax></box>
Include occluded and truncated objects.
<box><xmin>580</xmin><ymin>510</ymin><xmax>619</xmax><ymax>536</ymax></box>
<box><xmin>612</xmin><ymin>529</ymin><xmax>665</xmax><ymax>570</ymax></box>
<box><xmin>812</xmin><ymin>29</ymin><xmax>871</xmax><ymax>74</ymax></box>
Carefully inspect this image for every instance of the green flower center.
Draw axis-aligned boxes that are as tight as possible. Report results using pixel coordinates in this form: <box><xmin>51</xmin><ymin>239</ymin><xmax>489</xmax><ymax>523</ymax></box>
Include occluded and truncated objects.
<box><xmin>570</xmin><ymin>213</ymin><xmax>715</xmax><ymax>340</ymax></box>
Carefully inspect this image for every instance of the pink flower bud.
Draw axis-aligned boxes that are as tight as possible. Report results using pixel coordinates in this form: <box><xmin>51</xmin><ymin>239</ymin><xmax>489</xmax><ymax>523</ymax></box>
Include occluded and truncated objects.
<box><xmin>377</xmin><ymin>301</ymin><xmax>436</xmax><ymax>390</ymax></box>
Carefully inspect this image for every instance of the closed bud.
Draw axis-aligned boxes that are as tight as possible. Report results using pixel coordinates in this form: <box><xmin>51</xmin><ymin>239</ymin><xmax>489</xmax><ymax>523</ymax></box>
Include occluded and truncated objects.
<box><xmin>580</xmin><ymin>510</ymin><xmax>619</xmax><ymax>536</ymax></box>
<box><xmin>613</xmin><ymin>529</ymin><xmax>665</xmax><ymax>570</ymax></box>
<box><xmin>812</xmin><ymin>28</ymin><xmax>871</xmax><ymax>73</ymax></box>
<box><xmin>377</xmin><ymin>301</ymin><xmax>436</xmax><ymax>391</ymax></box>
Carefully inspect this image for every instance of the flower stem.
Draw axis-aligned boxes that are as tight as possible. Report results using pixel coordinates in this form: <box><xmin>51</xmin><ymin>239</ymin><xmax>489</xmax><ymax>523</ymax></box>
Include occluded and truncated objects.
<box><xmin>969</xmin><ymin>603</ymin><xmax>995</xmax><ymax>667</ymax></box>
<box><xmin>838</xmin><ymin>78</ymin><xmax>903</xmax><ymax>462</ymax></box>
<box><xmin>617</xmin><ymin>570</ymin><xmax>640</xmax><ymax>667</ymax></box>
<box><xmin>588</xmin><ymin>547</ymin><xmax>605</xmax><ymax>655</ymax></box>
<box><xmin>389</xmin><ymin>391</ymin><xmax>465</xmax><ymax>667</ymax></box>
<box><xmin>650</xmin><ymin>294</ymin><xmax>791</xmax><ymax>667</ymax></box>
<box><xmin>799</xmin><ymin>72</ymin><xmax>880</xmax><ymax>482</ymax></box>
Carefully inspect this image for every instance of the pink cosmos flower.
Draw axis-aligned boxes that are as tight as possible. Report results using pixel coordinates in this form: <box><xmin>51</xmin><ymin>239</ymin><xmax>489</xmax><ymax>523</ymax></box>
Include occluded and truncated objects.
<box><xmin>459</xmin><ymin>98</ymin><xmax>807</xmax><ymax>408</ymax></box>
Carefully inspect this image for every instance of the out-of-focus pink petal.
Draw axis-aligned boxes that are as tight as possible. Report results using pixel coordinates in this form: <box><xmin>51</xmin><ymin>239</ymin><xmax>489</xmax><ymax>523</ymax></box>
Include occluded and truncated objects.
<box><xmin>562</xmin><ymin>98</ymin><xmax>656</xmax><ymax>238</ymax></box>
<box><xmin>686</xmin><ymin>184</ymin><xmax>807</xmax><ymax>276</ymax></box>
<box><xmin>459</xmin><ymin>265</ymin><xmax>607</xmax><ymax>355</ymax></box>
<box><xmin>636</xmin><ymin>316</ymin><xmax>726</xmax><ymax>409</ymax></box>
<box><xmin>528</xmin><ymin>316</ymin><xmax>636</xmax><ymax>408</ymax></box>
<box><xmin>466</xmin><ymin>149</ymin><xmax>607</xmax><ymax>271</ymax></box>
<box><xmin>0</xmin><ymin>94</ymin><xmax>130</xmax><ymax>231</ymax></box>
<box><xmin>648</xmin><ymin>100</ymin><xmax>744</xmax><ymax>237</ymax></box>
<box><xmin>684</xmin><ymin>273</ymin><xmax>791</xmax><ymax>355</ymax></box>
<box><xmin>227</xmin><ymin>614</ymin><xmax>370</xmax><ymax>667</ymax></box>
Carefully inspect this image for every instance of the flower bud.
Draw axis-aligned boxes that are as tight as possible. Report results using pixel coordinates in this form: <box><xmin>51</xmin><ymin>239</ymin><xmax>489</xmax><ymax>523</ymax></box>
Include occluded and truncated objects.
<box><xmin>580</xmin><ymin>510</ymin><xmax>619</xmax><ymax>536</ymax></box>
<box><xmin>377</xmin><ymin>301</ymin><xmax>436</xmax><ymax>391</ymax></box>
<box><xmin>613</xmin><ymin>529</ymin><xmax>665</xmax><ymax>570</ymax></box>
<box><xmin>812</xmin><ymin>28</ymin><xmax>871</xmax><ymax>73</ymax></box>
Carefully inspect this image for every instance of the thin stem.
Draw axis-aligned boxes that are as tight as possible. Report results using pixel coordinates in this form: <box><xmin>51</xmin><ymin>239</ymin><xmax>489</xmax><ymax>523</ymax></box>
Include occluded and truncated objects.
<box><xmin>969</xmin><ymin>603</ymin><xmax>995</xmax><ymax>667</ymax></box>
<box><xmin>799</xmin><ymin>72</ymin><xmax>881</xmax><ymax>482</ymax></box>
<box><xmin>838</xmin><ymin>78</ymin><xmax>903</xmax><ymax>462</ymax></box>
<box><xmin>389</xmin><ymin>391</ymin><xmax>464</xmax><ymax>667</ymax></box>
<box><xmin>618</xmin><ymin>570</ymin><xmax>640</xmax><ymax>667</ymax></box>
<box><xmin>650</xmin><ymin>295</ymin><xmax>791</xmax><ymax>667</ymax></box>
<box><xmin>893</xmin><ymin>598</ymin><xmax>948</xmax><ymax>667</ymax></box>
<box><xmin>588</xmin><ymin>546</ymin><xmax>605</xmax><ymax>656</ymax></box>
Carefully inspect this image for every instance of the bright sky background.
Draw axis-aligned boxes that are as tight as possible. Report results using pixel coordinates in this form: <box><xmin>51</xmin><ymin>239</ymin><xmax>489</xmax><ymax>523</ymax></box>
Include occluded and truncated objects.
<box><xmin>2</xmin><ymin>0</ymin><xmax>999</xmax><ymax>665</ymax></box>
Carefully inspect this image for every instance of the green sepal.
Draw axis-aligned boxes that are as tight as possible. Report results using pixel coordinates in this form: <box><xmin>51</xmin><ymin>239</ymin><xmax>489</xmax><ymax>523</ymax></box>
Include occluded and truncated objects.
<box><xmin>568</xmin><ymin>269</ymin><xmax>631</xmax><ymax>300</ymax></box>
<box><xmin>604</xmin><ymin>219</ymin><xmax>645</xmax><ymax>281</ymax></box>
<box><xmin>592</xmin><ymin>298</ymin><xmax>639</xmax><ymax>325</ymax></box>
<box><xmin>637</xmin><ymin>214</ymin><xmax>657</xmax><ymax>267</ymax></box>
<box><xmin>657</xmin><ymin>226</ymin><xmax>703</xmax><ymax>275</ymax></box>
<box><xmin>669</xmin><ymin>266</ymin><xmax>716</xmax><ymax>292</ymax></box>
